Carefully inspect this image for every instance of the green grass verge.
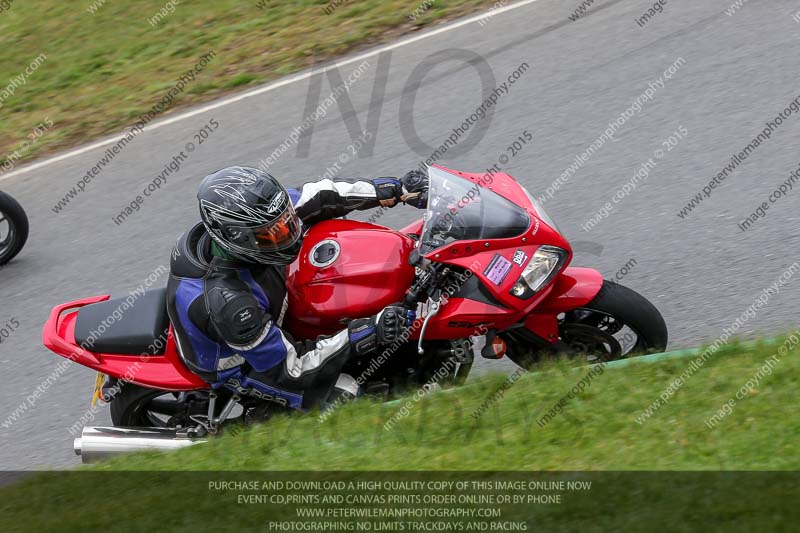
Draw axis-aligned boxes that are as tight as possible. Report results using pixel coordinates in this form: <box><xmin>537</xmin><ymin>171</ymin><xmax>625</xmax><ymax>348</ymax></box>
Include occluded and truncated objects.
<box><xmin>1</xmin><ymin>338</ymin><xmax>798</xmax><ymax>530</ymax></box>
<box><xmin>0</xmin><ymin>0</ymin><xmax>496</xmax><ymax>170</ymax></box>
<box><xmin>89</xmin><ymin>337</ymin><xmax>797</xmax><ymax>471</ymax></box>
<box><xmin>0</xmin><ymin>338</ymin><xmax>798</xmax><ymax>530</ymax></box>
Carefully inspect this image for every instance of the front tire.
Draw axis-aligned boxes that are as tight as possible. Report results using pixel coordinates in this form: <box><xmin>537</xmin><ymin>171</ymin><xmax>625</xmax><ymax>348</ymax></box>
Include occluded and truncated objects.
<box><xmin>506</xmin><ymin>280</ymin><xmax>668</xmax><ymax>367</ymax></box>
<box><xmin>0</xmin><ymin>192</ymin><xmax>29</xmax><ymax>265</ymax></box>
<box><xmin>570</xmin><ymin>280</ymin><xmax>668</xmax><ymax>357</ymax></box>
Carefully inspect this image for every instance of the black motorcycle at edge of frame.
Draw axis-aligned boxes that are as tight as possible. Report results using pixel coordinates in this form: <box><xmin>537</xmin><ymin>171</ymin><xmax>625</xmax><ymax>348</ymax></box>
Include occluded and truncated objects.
<box><xmin>0</xmin><ymin>191</ymin><xmax>29</xmax><ymax>265</ymax></box>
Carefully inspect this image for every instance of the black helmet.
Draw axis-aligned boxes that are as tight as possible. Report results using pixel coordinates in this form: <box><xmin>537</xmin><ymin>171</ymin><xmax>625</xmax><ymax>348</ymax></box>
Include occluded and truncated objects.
<box><xmin>197</xmin><ymin>166</ymin><xmax>303</xmax><ymax>265</ymax></box>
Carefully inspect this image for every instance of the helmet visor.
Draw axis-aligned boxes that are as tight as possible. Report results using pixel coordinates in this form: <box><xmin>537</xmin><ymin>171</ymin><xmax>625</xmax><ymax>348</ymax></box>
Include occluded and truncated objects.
<box><xmin>250</xmin><ymin>208</ymin><xmax>301</xmax><ymax>251</ymax></box>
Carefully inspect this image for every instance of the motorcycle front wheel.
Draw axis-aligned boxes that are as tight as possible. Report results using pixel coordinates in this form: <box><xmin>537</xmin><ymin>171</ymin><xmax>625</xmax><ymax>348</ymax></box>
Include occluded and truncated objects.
<box><xmin>0</xmin><ymin>191</ymin><xmax>29</xmax><ymax>265</ymax></box>
<box><xmin>505</xmin><ymin>280</ymin><xmax>668</xmax><ymax>367</ymax></box>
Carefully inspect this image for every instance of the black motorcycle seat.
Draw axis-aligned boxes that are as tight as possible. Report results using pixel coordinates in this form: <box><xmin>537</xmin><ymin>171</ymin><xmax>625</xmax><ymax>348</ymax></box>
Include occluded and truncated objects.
<box><xmin>74</xmin><ymin>288</ymin><xmax>170</xmax><ymax>355</ymax></box>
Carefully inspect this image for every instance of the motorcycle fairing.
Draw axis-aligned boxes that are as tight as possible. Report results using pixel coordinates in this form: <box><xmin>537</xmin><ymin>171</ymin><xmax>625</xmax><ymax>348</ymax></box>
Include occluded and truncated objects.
<box><xmin>522</xmin><ymin>267</ymin><xmax>605</xmax><ymax>341</ymax></box>
<box><xmin>285</xmin><ymin>166</ymin><xmax>604</xmax><ymax>346</ymax></box>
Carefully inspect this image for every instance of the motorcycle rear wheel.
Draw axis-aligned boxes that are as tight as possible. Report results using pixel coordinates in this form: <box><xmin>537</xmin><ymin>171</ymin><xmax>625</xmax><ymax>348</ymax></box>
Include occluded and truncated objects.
<box><xmin>110</xmin><ymin>381</ymin><xmax>202</xmax><ymax>427</ymax></box>
<box><xmin>109</xmin><ymin>381</ymin><xmax>276</xmax><ymax>428</ymax></box>
<box><xmin>506</xmin><ymin>280</ymin><xmax>668</xmax><ymax>368</ymax></box>
<box><xmin>0</xmin><ymin>191</ymin><xmax>29</xmax><ymax>265</ymax></box>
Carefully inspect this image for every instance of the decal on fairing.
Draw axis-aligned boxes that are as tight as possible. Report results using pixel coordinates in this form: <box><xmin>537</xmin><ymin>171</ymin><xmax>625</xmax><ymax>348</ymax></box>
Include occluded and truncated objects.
<box><xmin>484</xmin><ymin>253</ymin><xmax>513</xmax><ymax>285</ymax></box>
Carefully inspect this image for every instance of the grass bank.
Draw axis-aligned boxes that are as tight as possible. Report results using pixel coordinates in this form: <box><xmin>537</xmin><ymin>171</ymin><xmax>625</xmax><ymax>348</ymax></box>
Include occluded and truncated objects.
<box><xmin>0</xmin><ymin>337</ymin><xmax>798</xmax><ymax>531</ymax></box>
<box><xmin>0</xmin><ymin>0</ymin><xmax>497</xmax><ymax>171</ymax></box>
<box><xmin>96</xmin><ymin>336</ymin><xmax>799</xmax><ymax>472</ymax></box>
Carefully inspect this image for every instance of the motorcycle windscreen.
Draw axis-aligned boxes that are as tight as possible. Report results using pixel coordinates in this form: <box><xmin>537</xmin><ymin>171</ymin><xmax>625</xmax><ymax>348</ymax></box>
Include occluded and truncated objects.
<box><xmin>419</xmin><ymin>166</ymin><xmax>530</xmax><ymax>254</ymax></box>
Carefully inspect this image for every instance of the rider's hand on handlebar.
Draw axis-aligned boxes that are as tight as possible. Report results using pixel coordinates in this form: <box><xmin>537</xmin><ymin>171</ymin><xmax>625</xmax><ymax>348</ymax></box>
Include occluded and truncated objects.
<box><xmin>374</xmin><ymin>178</ymin><xmax>404</xmax><ymax>208</ymax></box>
<box><xmin>375</xmin><ymin>305</ymin><xmax>415</xmax><ymax>344</ymax></box>
<box><xmin>401</xmin><ymin>170</ymin><xmax>429</xmax><ymax>209</ymax></box>
<box><xmin>373</xmin><ymin>172</ymin><xmax>428</xmax><ymax>209</ymax></box>
<box><xmin>348</xmin><ymin>305</ymin><xmax>416</xmax><ymax>356</ymax></box>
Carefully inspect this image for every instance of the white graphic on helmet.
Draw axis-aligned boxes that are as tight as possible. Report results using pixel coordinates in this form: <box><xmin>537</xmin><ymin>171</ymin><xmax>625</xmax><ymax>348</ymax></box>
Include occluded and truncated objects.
<box><xmin>266</xmin><ymin>191</ymin><xmax>286</xmax><ymax>214</ymax></box>
<box><xmin>199</xmin><ymin>167</ymin><xmax>296</xmax><ymax>264</ymax></box>
<box><xmin>201</xmin><ymin>167</ymin><xmax>287</xmax><ymax>227</ymax></box>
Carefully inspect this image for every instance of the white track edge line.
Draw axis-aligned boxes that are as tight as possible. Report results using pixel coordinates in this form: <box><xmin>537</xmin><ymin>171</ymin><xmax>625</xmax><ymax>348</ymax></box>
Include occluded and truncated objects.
<box><xmin>0</xmin><ymin>0</ymin><xmax>542</xmax><ymax>183</ymax></box>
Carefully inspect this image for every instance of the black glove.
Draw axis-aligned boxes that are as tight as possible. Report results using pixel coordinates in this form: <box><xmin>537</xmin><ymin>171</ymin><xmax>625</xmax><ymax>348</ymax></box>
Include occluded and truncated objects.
<box><xmin>373</xmin><ymin>178</ymin><xmax>404</xmax><ymax>206</ymax></box>
<box><xmin>348</xmin><ymin>305</ymin><xmax>415</xmax><ymax>356</ymax></box>
<box><xmin>401</xmin><ymin>170</ymin><xmax>429</xmax><ymax>209</ymax></box>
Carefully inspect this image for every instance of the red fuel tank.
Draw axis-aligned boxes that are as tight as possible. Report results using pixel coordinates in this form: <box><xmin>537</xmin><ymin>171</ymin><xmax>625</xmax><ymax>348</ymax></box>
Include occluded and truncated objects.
<box><xmin>285</xmin><ymin>219</ymin><xmax>417</xmax><ymax>338</ymax></box>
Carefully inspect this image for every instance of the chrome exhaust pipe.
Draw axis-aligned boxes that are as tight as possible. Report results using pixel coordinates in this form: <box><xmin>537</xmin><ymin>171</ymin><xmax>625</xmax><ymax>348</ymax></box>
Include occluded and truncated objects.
<box><xmin>74</xmin><ymin>426</ymin><xmax>207</xmax><ymax>463</ymax></box>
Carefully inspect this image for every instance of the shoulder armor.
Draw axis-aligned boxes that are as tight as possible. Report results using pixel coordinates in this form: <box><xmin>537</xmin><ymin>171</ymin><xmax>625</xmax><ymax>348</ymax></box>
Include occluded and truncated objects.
<box><xmin>206</xmin><ymin>272</ymin><xmax>269</xmax><ymax>347</ymax></box>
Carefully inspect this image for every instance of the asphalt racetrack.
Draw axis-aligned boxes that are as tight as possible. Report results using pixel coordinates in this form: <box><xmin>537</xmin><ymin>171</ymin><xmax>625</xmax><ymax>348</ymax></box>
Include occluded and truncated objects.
<box><xmin>1</xmin><ymin>0</ymin><xmax>798</xmax><ymax>469</ymax></box>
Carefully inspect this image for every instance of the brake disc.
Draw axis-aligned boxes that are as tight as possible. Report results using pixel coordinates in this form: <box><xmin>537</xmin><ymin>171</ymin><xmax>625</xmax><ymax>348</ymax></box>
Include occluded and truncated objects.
<box><xmin>559</xmin><ymin>323</ymin><xmax>623</xmax><ymax>362</ymax></box>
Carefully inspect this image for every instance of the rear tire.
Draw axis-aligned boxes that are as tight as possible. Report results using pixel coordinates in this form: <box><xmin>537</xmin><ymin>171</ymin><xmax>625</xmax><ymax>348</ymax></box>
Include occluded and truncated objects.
<box><xmin>110</xmin><ymin>382</ymin><xmax>167</xmax><ymax>426</ymax></box>
<box><xmin>110</xmin><ymin>382</ymin><xmax>231</xmax><ymax>428</ymax></box>
<box><xmin>0</xmin><ymin>192</ymin><xmax>29</xmax><ymax>265</ymax></box>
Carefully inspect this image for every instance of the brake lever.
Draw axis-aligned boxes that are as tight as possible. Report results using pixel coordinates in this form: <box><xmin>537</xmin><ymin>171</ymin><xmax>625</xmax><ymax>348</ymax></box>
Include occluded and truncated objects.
<box><xmin>417</xmin><ymin>298</ymin><xmax>441</xmax><ymax>355</ymax></box>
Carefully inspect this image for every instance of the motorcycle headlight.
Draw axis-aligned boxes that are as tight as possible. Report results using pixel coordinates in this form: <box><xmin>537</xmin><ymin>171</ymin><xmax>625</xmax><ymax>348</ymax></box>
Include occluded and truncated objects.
<box><xmin>510</xmin><ymin>246</ymin><xmax>568</xmax><ymax>299</ymax></box>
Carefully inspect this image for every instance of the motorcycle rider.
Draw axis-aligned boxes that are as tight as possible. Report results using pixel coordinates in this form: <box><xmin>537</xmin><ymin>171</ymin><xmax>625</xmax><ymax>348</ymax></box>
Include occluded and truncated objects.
<box><xmin>166</xmin><ymin>166</ymin><xmax>428</xmax><ymax>411</ymax></box>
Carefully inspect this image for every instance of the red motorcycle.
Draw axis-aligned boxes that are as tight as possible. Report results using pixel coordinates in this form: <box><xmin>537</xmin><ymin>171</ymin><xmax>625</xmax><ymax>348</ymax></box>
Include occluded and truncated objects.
<box><xmin>44</xmin><ymin>166</ymin><xmax>667</xmax><ymax>461</ymax></box>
